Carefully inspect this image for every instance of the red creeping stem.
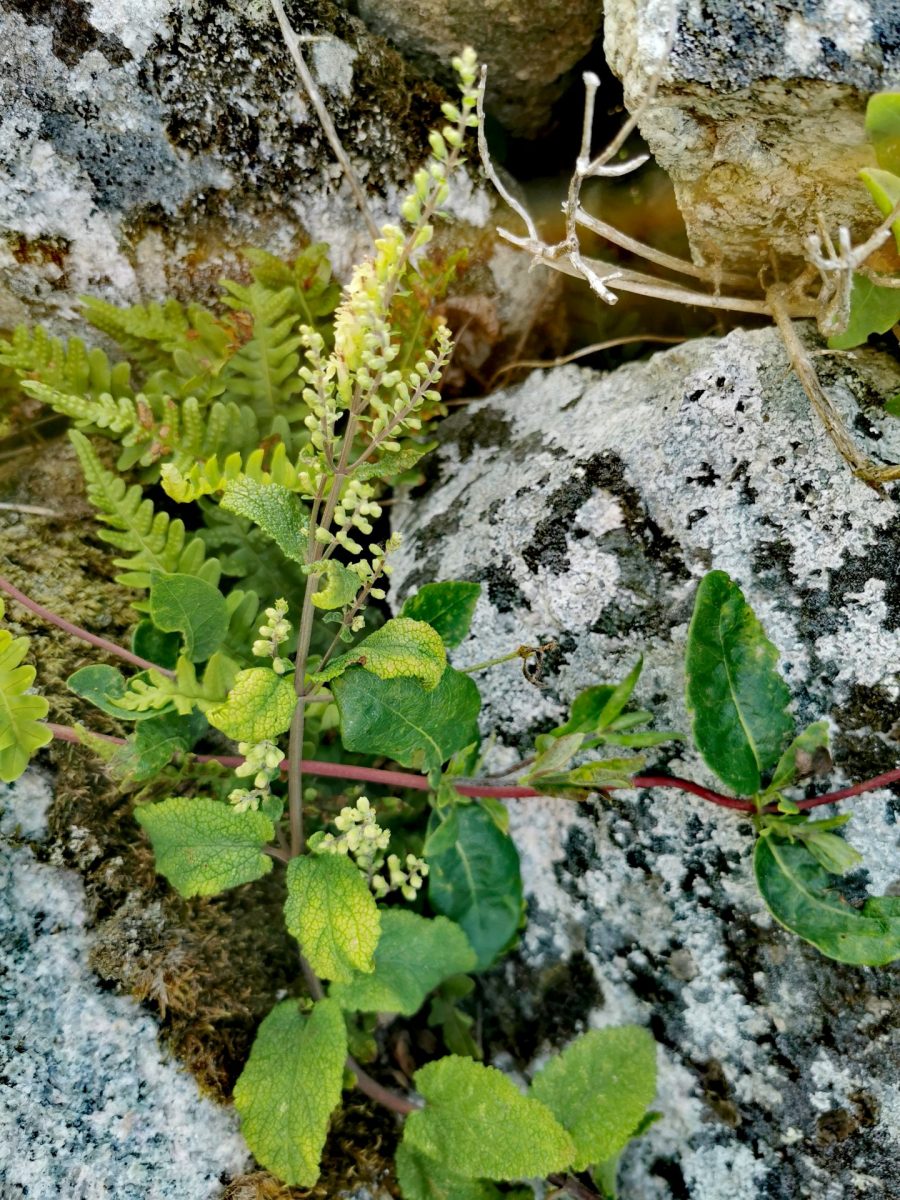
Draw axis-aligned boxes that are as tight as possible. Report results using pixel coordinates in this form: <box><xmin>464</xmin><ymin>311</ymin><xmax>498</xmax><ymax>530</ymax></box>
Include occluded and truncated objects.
<box><xmin>46</xmin><ymin>724</ymin><xmax>900</xmax><ymax>813</ymax></box>
<box><xmin>0</xmin><ymin>575</ymin><xmax>176</xmax><ymax>678</ymax></box>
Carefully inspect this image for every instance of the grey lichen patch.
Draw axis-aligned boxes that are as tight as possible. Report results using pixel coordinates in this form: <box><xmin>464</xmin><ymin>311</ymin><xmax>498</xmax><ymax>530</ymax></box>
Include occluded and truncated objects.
<box><xmin>391</xmin><ymin>326</ymin><xmax>900</xmax><ymax>1198</ymax></box>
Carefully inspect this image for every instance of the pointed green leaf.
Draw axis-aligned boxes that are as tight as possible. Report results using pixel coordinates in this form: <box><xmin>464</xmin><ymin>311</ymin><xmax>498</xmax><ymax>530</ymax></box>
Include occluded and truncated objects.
<box><xmin>313</xmin><ymin>618</ymin><xmax>447</xmax><ymax>691</ymax></box>
<box><xmin>284</xmin><ymin>853</ymin><xmax>381</xmax><ymax>982</ymax></box>
<box><xmin>685</xmin><ymin>571</ymin><xmax>793</xmax><ymax>795</ymax></box>
<box><xmin>866</xmin><ymin>92</ymin><xmax>900</xmax><ymax>173</ymax></box>
<box><xmin>310</xmin><ymin>560</ymin><xmax>361</xmax><ymax>610</ymax></box>
<box><xmin>827</xmin><ymin>272</ymin><xmax>900</xmax><ymax>349</ymax></box>
<box><xmin>530</xmin><ymin>1027</ymin><xmax>657</xmax><ymax>1171</ymax></box>
<box><xmin>206</xmin><ymin>667</ymin><xmax>297</xmax><ymax>740</ymax></box>
<box><xmin>396</xmin><ymin>1142</ymin><xmax>502</xmax><ymax>1200</ymax></box>
<box><xmin>595</xmin><ymin>657</ymin><xmax>643</xmax><ymax>728</ymax></box>
<box><xmin>234</xmin><ymin>998</ymin><xmax>347</xmax><ymax>1187</ymax></box>
<box><xmin>148</xmin><ymin>572</ymin><xmax>228</xmax><ymax>662</ymax></box>
<box><xmin>220</xmin><ymin>477</ymin><xmax>309</xmax><ymax>563</ymax></box>
<box><xmin>135</xmin><ymin>796</ymin><xmax>274</xmax><ymax>897</ymax></box>
<box><xmin>426</xmin><ymin>805</ymin><xmax>522</xmax><ymax>971</ymax></box>
<box><xmin>403</xmin><ymin>1056</ymin><xmax>575</xmax><ymax>1180</ymax></box>
<box><xmin>331</xmin><ymin>911</ymin><xmax>476</xmax><ymax>1015</ymax></box>
<box><xmin>768</xmin><ymin>720</ymin><xmax>830</xmax><ymax>793</ymax></box>
<box><xmin>754</xmin><ymin>834</ymin><xmax>900</xmax><ymax>966</ymax></box>
<box><xmin>0</xmin><ymin>603</ymin><xmax>51</xmax><ymax>783</ymax></box>
<box><xmin>552</xmin><ymin>686</ymin><xmax>617</xmax><ymax>737</ymax></box>
<box><xmin>400</xmin><ymin>582</ymin><xmax>481</xmax><ymax>648</ymax></box>
<box><xmin>331</xmin><ymin>666</ymin><xmax>481</xmax><ymax>774</ymax></box>
<box><xmin>354</xmin><ymin>441</ymin><xmax>438</xmax><ymax>482</ymax></box>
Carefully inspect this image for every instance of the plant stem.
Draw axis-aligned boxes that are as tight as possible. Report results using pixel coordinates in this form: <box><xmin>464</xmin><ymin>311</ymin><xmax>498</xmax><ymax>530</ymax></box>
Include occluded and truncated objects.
<box><xmin>547</xmin><ymin>1173</ymin><xmax>601</xmax><ymax>1200</ymax></box>
<box><xmin>45</xmin><ymin>723</ymin><xmax>900</xmax><ymax>814</ymax></box>
<box><xmin>459</xmin><ymin>648</ymin><xmax>523</xmax><ymax>674</ymax></box>
<box><xmin>0</xmin><ymin>576</ymin><xmax>176</xmax><ymax>678</ymax></box>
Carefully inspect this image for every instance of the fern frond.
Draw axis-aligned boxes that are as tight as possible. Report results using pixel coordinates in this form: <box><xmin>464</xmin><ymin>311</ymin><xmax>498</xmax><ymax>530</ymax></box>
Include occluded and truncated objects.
<box><xmin>0</xmin><ymin>599</ymin><xmax>52</xmax><ymax>782</ymax></box>
<box><xmin>220</xmin><ymin>281</ymin><xmax>304</xmax><ymax>423</ymax></box>
<box><xmin>115</xmin><ymin>652</ymin><xmax>238</xmax><ymax>716</ymax></box>
<box><xmin>161</xmin><ymin>441</ymin><xmax>309</xmax><ymax>503</ymax></box>
<box><xmin>70</xmin><ymin>430</ymin><xmax>220</xmax><ymax>607</ymax></box>
<box><xmin>0</xmin><ymin>325</ymin><xmax>133</xmax><ymax>404</ymax></box>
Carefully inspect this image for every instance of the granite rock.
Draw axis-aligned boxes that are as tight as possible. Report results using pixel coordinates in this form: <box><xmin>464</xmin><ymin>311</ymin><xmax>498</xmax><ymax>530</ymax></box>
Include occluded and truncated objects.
<box><xmin>0</xmin><ymin>770</ymin><xmax>251</xmax><ymax>1199</ymax></box>
<box><xmin>391</xmin><ymin>325</ymin><xmax>900</xmax><ymax>1199</ymax></box>
<box><xmin>604</xmin><ymin>0</ymin><xmax>900</xmax><ymax>272</ymax></box>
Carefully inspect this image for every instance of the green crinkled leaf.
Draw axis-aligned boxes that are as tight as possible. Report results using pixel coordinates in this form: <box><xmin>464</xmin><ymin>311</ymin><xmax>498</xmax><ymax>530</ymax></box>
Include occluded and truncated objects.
<box><xmin>685</xmin><ymin>571</ymin><xmax>793</xmax><ymax>796</ymax></box>
<box><xmin>768</xmin><ymin>720</ymin><xmax>830</xmax><ymax>794</ymax></box>
<box><xmin>866</xmin><ymin>92</ymin><xmax>900</xmax><ymax>173</ymax></box>
<box><xmin>149</xmin><ymin>572</ymin><xmax>228</xmax><ymax>662</ymax></box>
<box><xmin>220</xmin><ymin>476</ymin><xmax>309</xmax><ymax>563</ymax></box>
<box><xmin>135</xmin><ymin>796</ymin><xmax>274</xmax><ymax>897</ymax></box>
<box><xmin>111</xmin><ymin>711</ymin><xmax>207</xmax><ymax>782</ymax></box>
<box><xmin>206</xmin><ymin>667</ymin><xmax>297</xmax><ymax>741</ymax></box>
<box><xmin>233</xmin><ymin>998</ymin><xmax>346</xmax><ymax>1188</ymax></box>
<box><xmin>284</xmin><ymin>853</ymin><xmax>381</xmax><ymax>982</ymax></box>
<box><xmin>403</xmin><ymin>1056</ymin><xmax>575</xmax><ymax>1181</ymax></box>
<box><xmin>310</xmin><ymin>560</ymin><xmax>361</xmax><ymax>610</ymax></box>
<box><xmin>331</xmin><ymin>910</ymin><xmax>476</xmax><ymax>1015</ymax></box>
<box><xmin>66</xmin><ymin>663</ymin><xmax>166</xmax><ymax>721</ymax></box>
<box><xmin>332</xmin><ymin>666</ymin><xmax>481</xmax><ymax>774</ymax></box>
<box><xmin>395</xmin><ymin>1142</ymin><xmax>501</xmax><ymax>1200</ymax></box>
<box><xmin>827</xmin><ymin>272</ymin><xmax>900</xmax><ymax>350</ymax></box>
<box><xmin>0</xmin><ymin>602</ymin><xmax>51</xmax><ymax>783</ymax></box>
<box><xmin>530</xmin><ymin>1027</ymin><xmax>657</xmax><ymax>1171</ymax></box>
<box><xmin>313</xmin><ymin>618</ymin><xmax>447</xmax><ymax>691</ymax></box>
<box><xmin>426</xmin><ymin>805</ymin><xmax>523</xmax><ymax>972</ymax></box>
<box><xmin>754</xmin><ymin>834</ymin><xmax>900</xmax><ymax>966</ymax></box>
<box><xmin>400</xmin><ymin>582</ymin><xmax>481</xmax><ymax>649</ymax></box>
<box><xmin>354</xmin><ymin>441</ymin><xmax>438</xmax><ymax>482</ymax></box>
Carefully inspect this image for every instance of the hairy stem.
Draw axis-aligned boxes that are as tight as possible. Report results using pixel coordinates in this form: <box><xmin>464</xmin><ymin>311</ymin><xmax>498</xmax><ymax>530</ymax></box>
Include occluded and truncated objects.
<box><xmin>0</xmin><ymin>576</ymin><xmax>176</xmax><ymax>678</ymax></box>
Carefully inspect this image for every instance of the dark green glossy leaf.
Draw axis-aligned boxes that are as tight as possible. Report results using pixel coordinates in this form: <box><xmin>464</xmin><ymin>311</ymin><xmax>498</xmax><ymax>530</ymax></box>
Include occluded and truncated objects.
<box><xmin>132</xmin><ymin>619</ymin><xmax>180</xmax><ymax>670</ymax></box>
<box><xmin>426</xmin><ymin>804</ymin><xmax>523</xmax><ymax>971</ymax></box>
<box><xmin>331</xmin><ymin>666</ymin><xmax>481</xmax><ymax>774</ymax></box>
<box><xmin>401</xmin><ymin>582</ymin><xmax>482</xmax><ymax>648</ymax></box>
<box><xmin>112</xmin><ymin>710</ymin><xmax>207</xmax><ymax>781</ymax></box>
<box><xmin>827</xmin><ymin>273</ymin><xmax>900</xmax><ymax>350</ymax></box>
<box><xmin>149</xmin><ymin>572</ymin><xmax>229</xmax><ymax>662</ymax></box>
<box><xmin>685</xmin><ymin>571</ymin><xmax>793</xmax><ymax>795</ymax></box>
<box><xmin>754</xmin><ymin>834</ymin><xmax>900</xmax><ymax>965</ymax></box>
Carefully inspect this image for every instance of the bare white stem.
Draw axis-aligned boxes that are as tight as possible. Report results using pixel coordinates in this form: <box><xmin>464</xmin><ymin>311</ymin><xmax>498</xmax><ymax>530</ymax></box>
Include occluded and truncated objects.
<box><xmin>476</xmin><ymin>67</ymin><xmax>540</xmax><ymax>243</ymax></box>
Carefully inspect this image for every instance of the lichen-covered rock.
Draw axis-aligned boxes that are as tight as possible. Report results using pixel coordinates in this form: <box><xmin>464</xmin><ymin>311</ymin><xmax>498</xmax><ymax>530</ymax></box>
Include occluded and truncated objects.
<box><xmin>604</xmin><ymin>0</ymin><xmax>900</xmax><ymax>272</ymax></box>
<box><xmin>391</xmin><ymin>326</ymin><xmax>900</xmax><ymax>1199</ymax></box>
<box><xmin>354</xmin><ymin>0</ymin><xmax>603</xmax><ymax>137</ymax></box>
<box><xmin>0</xmin><ymin>770</ymin><xmax>251</xmax><ymax>1199</ymax></box>
<box><xmin>0</xmin><ymin>0</ymin><xmax>552</xmax><ymax>353</ymax></box>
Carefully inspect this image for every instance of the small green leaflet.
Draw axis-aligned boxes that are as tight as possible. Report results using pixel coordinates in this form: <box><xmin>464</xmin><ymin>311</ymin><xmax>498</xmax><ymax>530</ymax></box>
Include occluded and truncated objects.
<box><xmin>220</xmin><ymin>477</ymin><xmax>308</xmax><ymax>563</ymax></box>
<box><xmin>522</xmin><ymin>732</ymin><xmax>641</xmax><ymax>799</ymax></box>
<box><xmin>67</xmin><ymin>663</ymin><xmax>165</xmax><ymax>721</ymax></box>
<box><xmin>754</xmin><ymin>834</ymin><xmax>900</xmax><ymax>966</ymax></box>
<box><xmin>206</xmin><ymin>666</ymin><xmax>296</xmax><ymax>740</ymax></box>
<box><xmin>0</xmin><ymin>600</ymin><xmax>51</xmax><ymax>783</ymax></box>
<box><xmin>858</xmin><ymin>168</ymin><xmax>900</xmax><ymax>252</ymax></box>
<box><xmin>114</xmin><ymin>652</ymin><xmax>238</xmax><ymax>716</ymax></box>
<box><xmin>685</xmin><ymin>571</ymin><xmax>793</xmax><ymax>796</ymax></box>
<box><xmin>395</xmin><ymin>1142</ymin><xmax>502</xmax><ymax>1200</ymax></box>
<box><xmin>530</xmin><ymin>1026</ymin><xmax>657</xmax><ymax>1171</ymax></box>
<box><xmin>402</xmin><ymin>1056</ymin><xmax>575</xmax><ymax>1181</ymax></box>
<box><xmin>767</xmin><ymin>720</ymin><xmax>830</xmax><ymax>794</ymax></box>
<box><xmin>827</xmin><ymin>273</ymin><xmax>900</xmax><ymax>350</ymax></box>
<box><xmin>149</xmin><ymin>572</ymin><xmax>228</xmax><ymax>662</ymax></box>
<box><xmin>354</xmin><ymin>441</ymin><xmax>438</xmax><ymax>482</ymax></box>
<box><xmin>310</xmin><ymin>560</ymin><xmax>360</xmax><ymax>610</ymax></box>
<box><xmin>426</xmin><ymin>805</ymin><xmax>523</xmax><ymax>972</ymax></box>
<box><xmin>112</xmin><ymin>711</ymin><xmax>207</xmax><ymax>782</ymax></box>
<box><xmin>331</xmin><ymin>666</ymin><xmax>481</xmax><ymax>774</ymax></box>
<box><xmin>865</xmin><ymin>92</ymin><xmax>900</xmax><ymax>174</ymax></box>
<box><xmin>330</xmin><ymin>910</ymin><xmax>476</xmax><ymax>1015</ymax></box>
<box><xmin>313</xmin><ymin>618</ymin><xmax>447</xmax><ymax>691</ymax></box>
<box><xmin>284</xmin><ymin>852</ymin><xmax>381</xmax><ymax>982</ymax></box>
<box><xmin>135</xmin><ymin>797</ymin><xmax>274</xmax><ymax>897</ymax></box>
<box><xmin>233</xmin><ymin>998</ymin><xmax>346</xmax><ymax>1188</ymax></box>
<box><xmin>428</xmin><ymin>977</ymin><xmax>481</xmax><ymax>1060</ymax></box>
<box><xmin>400</xmin><ymin>582</ymin><xmax>481</xmax><ymax>648</ymax></box>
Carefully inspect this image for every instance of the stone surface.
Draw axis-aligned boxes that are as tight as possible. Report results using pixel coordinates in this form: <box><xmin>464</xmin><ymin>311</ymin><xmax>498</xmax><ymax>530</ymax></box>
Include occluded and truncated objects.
<box><xmin>604</xmin><ymin>0</ymin><xmax>900</xmax><ymax>271</ymax></box>
<box><xmin>0</xmin><ymin>770</ymin><xmax>251</xmax><ymax>1199</ymax></box>
<box><xmin>354</xmin><ymin>0</ymin><xmax>603</xmax><ymax>138</ymax></box>
<box><xmin>391</xmin><ymin>325</ymin><xmax>900</xmax><ymax>1199</ymax></box>
<box><xmin>0</xmin><ymin>0</ymin><xmax>551</xmax><ymax>353</ymax></box>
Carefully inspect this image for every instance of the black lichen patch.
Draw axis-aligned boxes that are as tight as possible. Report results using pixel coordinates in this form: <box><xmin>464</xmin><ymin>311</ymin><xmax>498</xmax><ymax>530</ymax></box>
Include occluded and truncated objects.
<box><xmin>13</xmin><ymin>0</ymin><xmax>132</xmax><ymax>68</ymax></box>
<box><xmin>438</xmin><ymin>404</ymin><xmax>512</xmax><ymax>462</ymax></box>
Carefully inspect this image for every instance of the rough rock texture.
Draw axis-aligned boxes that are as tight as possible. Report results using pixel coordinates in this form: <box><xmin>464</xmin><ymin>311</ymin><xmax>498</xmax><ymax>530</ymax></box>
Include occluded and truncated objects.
<box><xmin>0</xmin><ymin>770</ymin><xmax>251</xmax><ymax>1199</ymax></box>
<box><xmin>604</xmin><ymin>0</ymin><xmax>900</xmax><ymax>271</ymax></box>
<box><xmin>354</xmin><ymin>0</ymin><xmax>603</xmax><ymax>137</ymax></box>
<box><xmin>391</xmin><ymin>325</ymin><xmax>900</xmax><ymax>1199</ymax></box>
<box><xmin>0</xmin><ymin>0</ymin><xmax>550</xmax><ymax>350</ymax></box>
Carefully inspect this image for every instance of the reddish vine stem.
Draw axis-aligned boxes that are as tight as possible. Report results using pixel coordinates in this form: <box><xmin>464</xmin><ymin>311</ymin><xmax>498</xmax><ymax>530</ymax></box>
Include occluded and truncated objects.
<box><xmin>46</xmin><ymin>723</ymin><xmax>900</xmax><ymax>813</ymax></box>
<box><xmin>0</xmin><ymin>575</ymin><xmax>176</xmax><ymax>678</ymax></box>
